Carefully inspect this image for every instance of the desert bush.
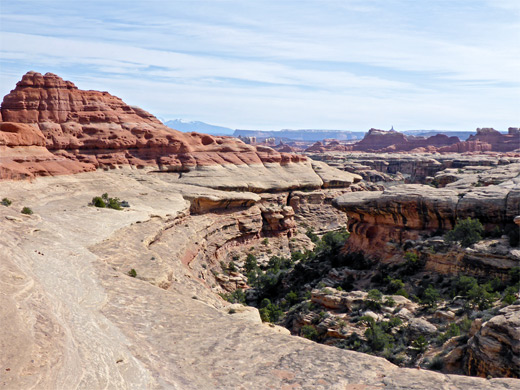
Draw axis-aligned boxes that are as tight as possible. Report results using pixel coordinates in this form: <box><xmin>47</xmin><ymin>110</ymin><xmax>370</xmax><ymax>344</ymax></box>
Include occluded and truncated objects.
<box><xmin>444</xmin><ymin>217</ymin><xmax>483</xmax><ymax>247</ymax></box>
<box><xmin>220</xmin><ymin>289</ymin><xmax>246</xmax><ymax>304</ymax></box>
<box><xmin>92</xmin><ymin>196</ymin><xmax>106</xmax><ymax>208</ymax></box>
<box><xmin>1</xmin><ymin>198</ymin><xmax>12</xmax><ymax>206</ymax></box>
<box><xmin>301</xmin><ymin>325</ymin><xmax>318</xmax><ymax>341</ymax></box>
<box><xmin>422</xmin><ymin>285</ymin><xmax>441</xmax><ymax>308</ymax></box>
<box><xmin>91</xmin><ymin>193</ymin><xmax>124</xmax><ymax>210</ymax></box>
<box><xmin>365</xmin><ymin>289</ymin><xmax>383</xmax><ymax>310</ymax></box>
<box><xmin>387</xmin><ymin>278</ymin><xmax>405</xmax><ymax>294</ymax></box>
<box><xmin>259</xmin><ymin>298</ymin><xmax>283</xmax><ymax>322</ymax></box>
<box><xmin>128</xmin><ymin>269</ymin><xmax>137</xmax><ymax>277</ymax></box>
<box><xmin>21</xmin><ymin>206</ymin><xmax>33</xmax><ymax>215</ymax></box>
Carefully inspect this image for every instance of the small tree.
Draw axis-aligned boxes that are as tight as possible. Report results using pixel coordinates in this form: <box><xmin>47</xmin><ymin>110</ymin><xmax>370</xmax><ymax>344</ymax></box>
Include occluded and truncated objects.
<box><xmin>244</xmin><ymin>254</ymin><xmax>258</xmax><ymax>273</ymax></box>
<box><xmin>422</xmin><ymin>285</ymin><xmax>441</xmax><ymax>308</ymax></box>
<box><xmin>365</xmin><ymin>289</ymin><xmax>383</xmax><ymax>310</ymax></box>
<box><xmin>445</xmin><ymin>217</ymin><xmax>484</xmax><ymax>247</ymax></box>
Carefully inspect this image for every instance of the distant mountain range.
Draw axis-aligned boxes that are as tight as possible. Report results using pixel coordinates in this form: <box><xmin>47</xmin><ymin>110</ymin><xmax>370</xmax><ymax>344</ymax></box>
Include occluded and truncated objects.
<box><xmin>234</xmin><ymin>129</ymin><xmax>365</xmax><ymax>141</ymax></box>
<box><xmin>164</xmin><ymin>119</ymin><xmax>234</xmax><ymax>135</ymax></box>
<box><xmin>164</xmin><ymin>120</ymin><xmax>485</xmax><ymax>142</ymax></box>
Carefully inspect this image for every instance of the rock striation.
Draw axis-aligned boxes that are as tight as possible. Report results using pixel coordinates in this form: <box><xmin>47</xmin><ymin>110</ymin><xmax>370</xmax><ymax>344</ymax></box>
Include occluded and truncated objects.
<box><xmin>466</xmin><ymin>305</ymin><xmax>520</xmax><ymax>378</ymax></box>
<box><xmin>1</xmin><ymin>170</ymin><xmax>516</xmax><ymax>389</ymax></box>
<box><xmin>0</xmin><ymin>71</ymin><xmax>360</xmax><ymax>190</ymax></box>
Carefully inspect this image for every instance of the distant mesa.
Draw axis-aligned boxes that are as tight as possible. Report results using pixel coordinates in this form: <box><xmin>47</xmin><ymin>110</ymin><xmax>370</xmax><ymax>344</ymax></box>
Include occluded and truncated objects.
<box><xmin>313</xmin><ymin>127</ymin><xmax>519</xmax><ymax>154</ymax></box>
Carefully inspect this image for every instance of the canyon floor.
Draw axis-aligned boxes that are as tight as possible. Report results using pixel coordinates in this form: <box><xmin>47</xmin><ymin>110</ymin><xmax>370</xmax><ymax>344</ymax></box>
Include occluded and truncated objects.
<box><xmin>1</xmin><ymin>169</ymin><xmax>518</xmax><ymax>390</ymax></box>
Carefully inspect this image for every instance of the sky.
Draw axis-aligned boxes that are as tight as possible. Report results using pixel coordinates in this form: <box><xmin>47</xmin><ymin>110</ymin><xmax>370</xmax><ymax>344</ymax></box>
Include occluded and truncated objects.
<box><xmin>0</xmin><ymin>0</ymin><xmax>519</xmax><ymax>131</ymax></box>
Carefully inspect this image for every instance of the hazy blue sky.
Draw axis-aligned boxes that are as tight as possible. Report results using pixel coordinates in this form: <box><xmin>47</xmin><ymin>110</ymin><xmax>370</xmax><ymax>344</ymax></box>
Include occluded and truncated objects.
<box><xmin>1</xmin><ymin>0</ymin><xmax>519</xmax><ymax>130</ymax></box>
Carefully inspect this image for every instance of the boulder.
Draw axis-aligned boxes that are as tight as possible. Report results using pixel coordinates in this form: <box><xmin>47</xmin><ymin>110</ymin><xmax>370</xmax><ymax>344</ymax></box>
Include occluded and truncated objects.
<box><xmin>466</xmin><ymin>305</ymin><xmax>520</xmax><ymax>378</ymax></box>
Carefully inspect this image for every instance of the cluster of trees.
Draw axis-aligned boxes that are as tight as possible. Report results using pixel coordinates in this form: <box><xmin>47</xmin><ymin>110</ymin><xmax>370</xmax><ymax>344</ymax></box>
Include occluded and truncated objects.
<box><xmin>91</xmin><ymin>193</ymin><xmax>127</xmax><ymax>210</ymax></box>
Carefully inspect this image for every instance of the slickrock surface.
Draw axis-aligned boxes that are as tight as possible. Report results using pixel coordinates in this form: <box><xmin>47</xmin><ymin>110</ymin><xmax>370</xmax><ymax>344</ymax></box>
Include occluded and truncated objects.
<box><xmin>0</xmin><ymin>71</ymin><xmax>360</xmax><ymax>191</ymax></box>
<box><xmin>1</xmin><ymin>171</ymin><xmax>515</xmax><ymax>389</ymax></box>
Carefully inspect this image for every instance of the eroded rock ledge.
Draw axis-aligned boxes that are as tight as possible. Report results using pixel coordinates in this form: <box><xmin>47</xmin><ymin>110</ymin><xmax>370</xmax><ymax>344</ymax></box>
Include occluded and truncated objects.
<box><xmin>0</xmin><ymin>171</ymin><xmax>515</xmax><ymax>389</ymax></box>
<box><xmin>333</xmin><ymin>163</ymin><xmax>520</xmax><ymax>275</ymax></box>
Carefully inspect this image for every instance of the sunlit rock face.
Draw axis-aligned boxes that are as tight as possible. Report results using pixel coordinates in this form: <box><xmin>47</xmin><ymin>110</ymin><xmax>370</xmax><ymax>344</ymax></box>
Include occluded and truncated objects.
<box><xmin>1</xmin><ymin>72</ymin><xmax>363</xmax><ymax>190</ymax></box>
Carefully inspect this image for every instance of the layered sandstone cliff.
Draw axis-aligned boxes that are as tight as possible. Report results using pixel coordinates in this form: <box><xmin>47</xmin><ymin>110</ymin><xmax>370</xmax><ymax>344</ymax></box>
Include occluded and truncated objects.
<box><xmin>333</xmin><ymin>163</ymin><xmax>520</xmax><ymax>275</ymax></box>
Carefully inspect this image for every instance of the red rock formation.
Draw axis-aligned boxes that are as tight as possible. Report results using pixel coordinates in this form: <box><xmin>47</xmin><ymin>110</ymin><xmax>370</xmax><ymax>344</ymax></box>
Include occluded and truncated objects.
<box><xmin>0</xmin><ymin>72</ymin><xmax>307</xmax><ymax>180</ymax></box>
<box><xmin>352</xmin><ymin>129</ymin><xmax>460</xmax><ymax>152</ymax></box>
<box><xmin>304</xmin><ymin>140</ymin><xmax>349</xmax><ymax>153</ymax></box>
<box><xmin>350</xmin><ymin>128</ymin><xmax>518</xmax><ymax>153</ymax></box>
<box><xmin>465</xmin><ymin>128</ymin><xmax>519</xmax><ymax>152</ymax></box>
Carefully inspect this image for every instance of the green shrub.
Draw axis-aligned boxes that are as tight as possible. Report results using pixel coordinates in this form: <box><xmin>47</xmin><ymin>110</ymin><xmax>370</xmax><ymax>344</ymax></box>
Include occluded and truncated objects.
<box><xmin>384</xmin><ymin>297</ymin><xmax>396</xmax><ymax>307</ymax></box>
<box><xmin>444</xmin><ymin>217</ymin><xmax>484</xmax><ymax>247</ymax></box>
<box><xmin>459</xmin><ymin>317</ymin><xmax>472</xmax><ymax>333</ymax></box>
<box><xmin>502</xmin><ymin>286</ymin><xmax>518</xmax><ymax>305</ymax></box>
<box><xmin>305</xmin><ymin>228</ymin><xmax>319</xmax><ymax>243</ymax></box>
<box><xmin>387</xmin><ymin>278</ymin><xmax>405</xmax><ymax>294</ymax></box>
<box><xmin>365</xmin><ymin>323</ymin><xmax>393</xmax><ymax>351</ymax></box>
<box><xmin>21</xmin><ymin>207</ymin><xmax>33</xmax><ymax>215</ymax></box>
<box><xmin>107</xmin><ymin>197</ymin><xmax>122</xmax><ymax>210</ymax></box>
<box><xmin>128</xmin><ymin>269</ymin><xmax>137</xmax><ymax>277</ymax></box>
<box><xmin>509</xmin><ymin>267</ymin><xmax>520</xmax><ymax>284</ymax></box>
<box><xmin>365</xmin><ymin>289</ymin><xmax>383</xmax><ymax>310</ymax></box>
<box><xmin>91</xmin><ymin>193</ymin><xmax>124</xmax><ymax>210</ymax></box>
<box><xmin>220</xmin><ymin>289</ymin><xmax>246</xmax><ymax>304</ymax></box>
<box><xmin>412</xmin><ymin>335</ymin><xmax>428</xmax><ymax>353</ymax></box>
<box><xmin>244</xmin><ymin>254</ymin><xmax>258</xmax><ymax>273</ymax></box>
<box><xmin>454</xmin><ymin>275</ymin><xmax>478</xmax><ymax>296</ymax></box>
<box><xmin>1</xmin><ymin>198</ymin><xmax>12</xmax><ymax>206</ymax></box>
<box><xmin>395</xmin><ymin>288</ymin><xmax>409</xmax><ymax>298</ymax></box>
<box><xmin>428</xmin><ymin>355</ymin><xmax>444</xmax><ymax>371</ymax></box>
<box><xmin>422</xmin><ymin>285</ymin><xmax>441</xmax><ymax>308</ymax></box>
<box><xmin>285</xmin><ymin>291</ymin><xmax>299</xmax><ymax>306</ymax></box>
<box><xmin>92</xmin><ymin>196</ymin><xmax>106</xmax><ymax>208</ymax></box>
<box><xmin>467</xmin><ymin>284</ymin><xmax>497</xmax><ymax>310</ymax></box>
<box><xmin>437</xmin><ymin>323</ymin><xmax>460</xmax><ymax>344</ymax></box>
<box><xmin>301</xmin><ymin>325</ymin><xmax>318</xmax><ymax>341</ymax></box>
<box><xmin>259</xmin><ymin>298</ymin><xmax>283</xmax><ymax>322</ymax></box>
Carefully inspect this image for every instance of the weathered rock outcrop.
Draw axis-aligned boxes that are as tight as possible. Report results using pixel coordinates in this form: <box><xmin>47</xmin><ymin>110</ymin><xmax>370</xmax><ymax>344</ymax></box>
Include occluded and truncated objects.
<box><xmin>1</xmin><ymin>72</ymin><xmax>361</xmax><ymax>191</ymax></box>
<box><xmin>343</xmin><ymin>128</ymin><xmax>519</xmax><ymax>153</ymax></box>
<box><xmin>3</xmin><ymin>170</ymin><xmax>515</xmax><ymax>389</ymax></box>
<box><xmin>466</xmin><ymin>305</ymin><xmax>520</xmax><ymax>378</ymax></box>
<box><xmin>352</xmin><ymin>128</ymin><xmax>460</xmax><ymax>152</ymax></box>
<box><xmin>333</xmin><ymin>163</ymin><xmax>520</xmax><ymax>274</ymax></box>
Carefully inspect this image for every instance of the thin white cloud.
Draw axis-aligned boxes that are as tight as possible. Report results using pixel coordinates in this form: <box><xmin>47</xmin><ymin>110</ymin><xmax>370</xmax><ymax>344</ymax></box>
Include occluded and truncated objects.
<box><xmin>0</xmin><ymin>0</ymin><xmax>519</xmax><ymax>130</ymax></box>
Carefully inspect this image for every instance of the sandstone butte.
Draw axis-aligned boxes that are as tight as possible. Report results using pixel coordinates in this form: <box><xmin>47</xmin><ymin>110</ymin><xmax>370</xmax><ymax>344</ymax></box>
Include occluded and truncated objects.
<box><xmin>1</xmin><ymin>72</ymin><xmax>519</xmax><ymax>390</ymax></box>
<box><xmin>306</xmin><ymin>128</ymin><xmax>519</xmax><ymax>153</ymax></box>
